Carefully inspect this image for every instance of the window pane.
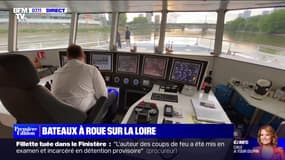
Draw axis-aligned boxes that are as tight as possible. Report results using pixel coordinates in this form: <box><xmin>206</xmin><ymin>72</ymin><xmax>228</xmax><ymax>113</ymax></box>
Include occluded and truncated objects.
<box><xmin>165</xmin><ymin>12</ymin><xmax>217</xmax><ymax>55</ymax></box>
<box><xmin>117</xmin><ymin>13</ymin><xmax>161</xmax><ymax>53</ymax></box>
<box><xmin>223</xmin><ymin>8</ymin><xmax>285</xmax><ymax>69</ymax></box>
<box><xmin>0</xmin><ymin>11</ymin><xmax>8</xmax><ymax>52</ymax></box>
<box><xmin>76</xmin><ymin>14</ymin><xmax>112</xmax><ymax>50</ymax></box>
<box><xmin>17</xmin><ymin>13</ymin><xmax>71</xmax><ymax>50</ymax></box>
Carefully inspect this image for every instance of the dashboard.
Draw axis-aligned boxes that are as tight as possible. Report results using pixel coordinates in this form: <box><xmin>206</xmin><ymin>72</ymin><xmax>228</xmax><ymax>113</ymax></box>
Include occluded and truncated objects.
<box><xmin>59</xmin><ymin>51</ymin><xmax>208</xmax><ymax>110</ymax></box>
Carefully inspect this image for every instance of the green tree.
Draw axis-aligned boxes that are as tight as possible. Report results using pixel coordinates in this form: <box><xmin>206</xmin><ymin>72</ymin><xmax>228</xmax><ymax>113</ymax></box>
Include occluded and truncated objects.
<box><xmin>119</xmin><ymin>13</ymin><xmax>127</xmax><ymax>26</ymax></box>
<box><xmin>261</xmin><ymin>9</ymin><xmax>285</xmax><ymax>33</ymax></box>
<box><xmin>225</xmin><ymin>17</ymin><xmax>246</xmax><ymax>31</ymax></box>
<box><xmin>118</xmin><ymin>13</ymin><xmax>127</xmax><ymax>33</ymax></box>
<box><xmin>131</xmin><ymin>16</ymin><xmax>148</xmax><ymax>24</ymax></box>
<box><xmin>244</xmin><ymin>15</ymin><xmax>261</xmax><ymax>31</ymax></box>
<box><xmin>128</xmin><ymin>16</ymin><xmax>152</xmax><ymax>35</ymax></box>
<box><xmin>259</xmin><ymin>15</ymin><xmax>271</xmax><ymax>33</ymax></box>
<box><xmin>226</xmin><ymin>9</ymin><xmax>285</xmax><ymax>34</ymax></box>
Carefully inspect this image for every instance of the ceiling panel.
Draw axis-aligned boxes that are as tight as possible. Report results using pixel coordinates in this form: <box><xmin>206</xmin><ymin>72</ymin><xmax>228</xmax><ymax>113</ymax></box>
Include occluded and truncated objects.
<box><xmin>167</xmin><ymin>1</ymin><xmax>221</xmax><ymax>11</ymax></box>
<box><xmin>1</xmin><ymin>0</ymin><xmax>285</xmax><ymax>12</ymax></box>
<box><xmin>0</xmin><ymin>1</ymin><xmax>9</xmax><ymax>10</ymax></box>
<box><xmin>68</xmin><ymin>1</ymin><xmax>112</xmax><ymax>12</ymax></box>
<box><xmin>227</xmin><ymin>1</ymin><xmax>285</xmax><ymax>10</ymax></box>
<box><xmin>107</xmin><ymin>0</ymin><xmax>162</xmax><ymax>12</ymax></box>
<box><xmin>6</xmin><ymin>1</ymin><xmax>68</xmax><ymax>8</ymax></box>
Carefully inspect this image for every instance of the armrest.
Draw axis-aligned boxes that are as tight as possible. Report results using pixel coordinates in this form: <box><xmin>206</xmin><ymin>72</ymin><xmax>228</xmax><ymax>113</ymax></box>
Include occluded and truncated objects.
<box><xmin>84</xmin><ymin>96</ymin><xmax>107</xmax><ymax>123</ymax></box>
<box><xmin>103</xmin><ymin>93</ymin><xmax>118</xmax><ymax>123</ymax></box>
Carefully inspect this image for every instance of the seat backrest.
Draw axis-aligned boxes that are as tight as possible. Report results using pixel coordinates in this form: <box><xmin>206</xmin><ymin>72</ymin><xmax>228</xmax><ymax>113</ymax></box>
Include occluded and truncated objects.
<box><xmin>0</xmin><ymin>54</ymin><xmax>39</xmax><ymax>89</ymax></box>
<box><xmin>0</xmin><ymin>54</ymin><xmax>87</xmax><ymax>123</ymax></box>
<box><xmin>85</xmin><ymin>93</ymin><xmax>119</xmax><ymax>123</ymax></box>
<box><xmin>103</xmin><ymin>93</ymin><xmax>119</xmax><ymax>123</ymax></box>
<box><xmin>84</xmin><ymin>96</ymin><xmax>108</xmax><ymax>123</ymax></box>
<box><xmin>277</xmin><ymin>121</ymin><xmax>285</xmax><ymax>138</ymax></box>
<box><xmin>84</xmin><ymin>93</ymin><xmax>118</xmax><ymax>123</ymax></box>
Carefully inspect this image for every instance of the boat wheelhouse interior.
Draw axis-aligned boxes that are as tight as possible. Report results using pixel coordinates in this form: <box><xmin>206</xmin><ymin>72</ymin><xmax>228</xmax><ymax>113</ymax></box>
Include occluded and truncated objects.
<box><xmin>0</xmin><ymin>0</ymin><xmax>285</xmax><ymax>138</ymax></box>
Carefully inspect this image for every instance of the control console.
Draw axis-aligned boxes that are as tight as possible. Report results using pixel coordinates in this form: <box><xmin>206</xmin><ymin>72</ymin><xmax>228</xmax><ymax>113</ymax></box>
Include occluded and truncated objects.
<box><xmin>127</xmin><ymin>101</ymin><xmax>159</xmax><ymax>124</ymax></box>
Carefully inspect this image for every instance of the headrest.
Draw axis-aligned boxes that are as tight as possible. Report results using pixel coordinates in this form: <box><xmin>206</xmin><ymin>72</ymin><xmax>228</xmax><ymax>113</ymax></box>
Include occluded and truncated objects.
<box><xmin>0</xmin><ymin>54</ymin><xmax>40</xmax><ymax>89</ymax></box>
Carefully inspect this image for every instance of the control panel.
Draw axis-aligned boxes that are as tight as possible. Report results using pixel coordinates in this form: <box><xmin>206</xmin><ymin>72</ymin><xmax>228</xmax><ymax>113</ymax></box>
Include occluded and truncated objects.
<box><xmin>127</xmin><ymin>101</ymin><xmax>159</xmax><ymax>124</ymax></box>
<box><xmin>133</xmin><ymin>78</ymin><xmax>139</xmax><ymax>86</ymax></box>
<box><xmin>123</xmin><ymin>78</ymin><xmax>129</xmax><ymax>85</ymax></box>
<box><xmin>114</xmin><ymin>76</ymin><xmax>120</xmax><ymax>84</ymax></box>
<box><xmin>151</xmin><ymin>93</ymin><xmax>178</xmax><ymax>103</ymax></box>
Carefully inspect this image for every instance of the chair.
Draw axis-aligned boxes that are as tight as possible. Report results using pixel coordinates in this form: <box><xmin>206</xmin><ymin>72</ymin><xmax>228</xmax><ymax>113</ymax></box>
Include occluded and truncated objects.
<box><xmin>277</xmin><ymin>121</ymin><xmax>285</xmax><ymax>138</ymax></box>
<box><xmin>103</xmin><ymin>92</ymin><xmax>119</xmax><ymax>123</ymax></box>
<box><xmin>0</xmin><ymin>54</ymin><xmax>107</xmax><ymax>123</ymax></box>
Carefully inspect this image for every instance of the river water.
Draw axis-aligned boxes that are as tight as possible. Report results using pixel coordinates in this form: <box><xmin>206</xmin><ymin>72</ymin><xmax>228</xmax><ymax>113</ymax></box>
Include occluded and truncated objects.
<box><xmin>0</xmin><ymin>28</ymin><xmax>284</xmax><ymax>57</ymax></box>
<box><xmin>130</xmin><ymin>29</ymin><xmax>285</xmax><ymax>55</ymax></box>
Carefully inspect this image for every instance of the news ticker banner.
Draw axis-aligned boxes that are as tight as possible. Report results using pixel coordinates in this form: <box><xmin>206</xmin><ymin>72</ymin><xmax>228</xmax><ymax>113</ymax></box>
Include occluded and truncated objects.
<box><xmin>9</xmin><ymin>124</ymin><xmax>285</xmax><ymax>160</ymax></box>
<box><xmin>13</xmin><ymin>124</ymin><xmax>233</xmax><ymax>139</ymax></box>
<box><xmin>5</xmin><ymin>138</ymin><xmax>284</xmax><ymax>160</ymax></box>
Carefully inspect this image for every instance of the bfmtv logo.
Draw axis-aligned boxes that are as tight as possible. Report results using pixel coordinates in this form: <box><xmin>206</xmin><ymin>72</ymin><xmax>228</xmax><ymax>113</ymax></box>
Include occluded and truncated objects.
<box><xmin>15</xmin><ymin>14</ymin><xmax>26</xmax><ymax>21</ymax></box>
<box><xmin>13</xmin><ymin>8</ymin><xmax>28</xmax><ymax>21</ymax></box>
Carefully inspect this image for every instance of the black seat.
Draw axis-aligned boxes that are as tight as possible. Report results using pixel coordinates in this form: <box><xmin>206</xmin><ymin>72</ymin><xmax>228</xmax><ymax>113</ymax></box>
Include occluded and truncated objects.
<box><xmin>0</xmin><ymin>54</ymin><xmax>108</xmax><ymax>123</ymax></box>
<box><xmin>103</xmin><ymin>92</ymin><xmax>119</xmax><ymax>123</ymax></box>
<box><xmin>277</xmin><ymin>121</ymin><xmax>285</xmax><ymax>138</ymax></box>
